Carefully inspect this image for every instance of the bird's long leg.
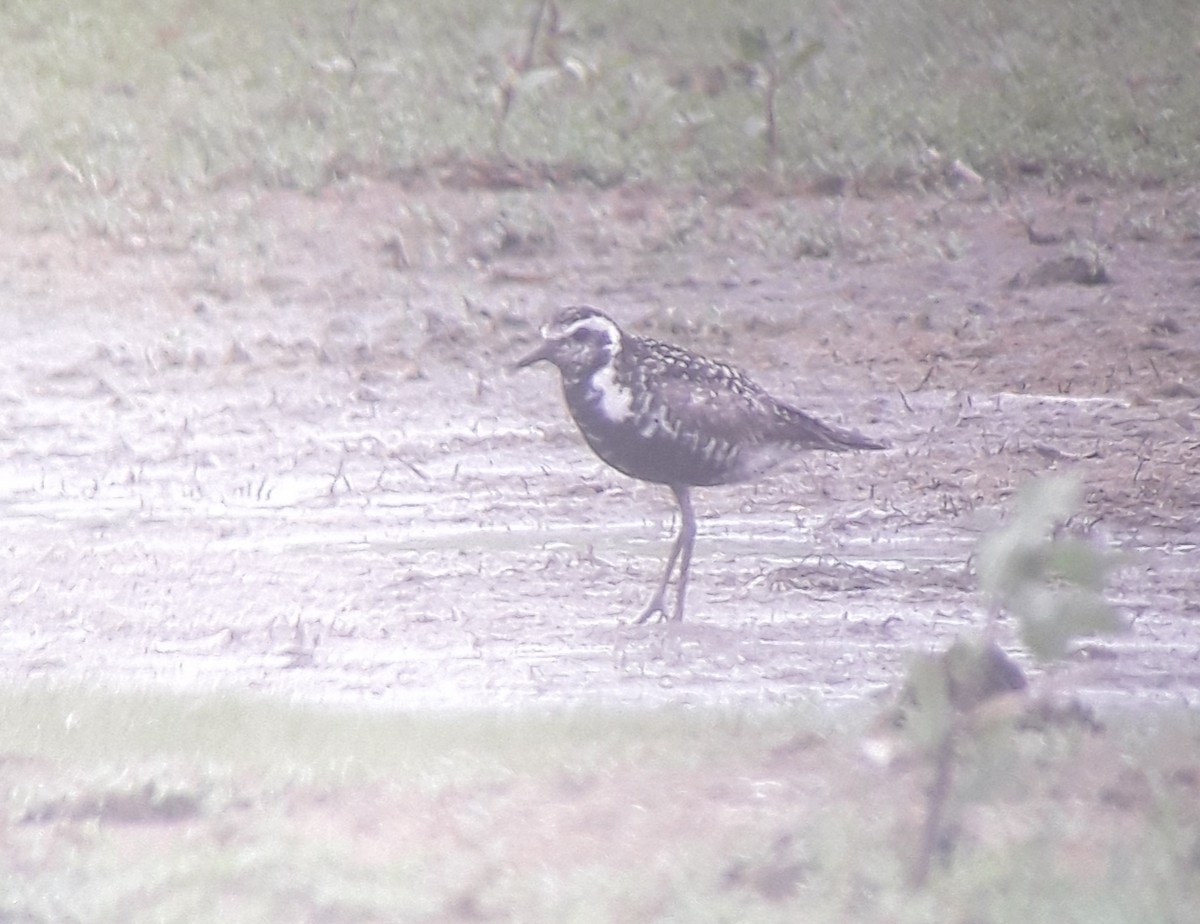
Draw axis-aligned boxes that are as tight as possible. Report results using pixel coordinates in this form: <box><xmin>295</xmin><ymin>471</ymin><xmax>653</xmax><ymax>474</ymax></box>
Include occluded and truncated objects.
<box><xmin>634</xmin><ymin>485</ymin><xmax>689</xmax><ymax>624</ymax></box>
<box><xmin>634</xmin><ymin>530</ymin><xmax>684</xmax><ymax>624</ymax></box>
<box><xmin>669</xmin><ymin>485</ymin><xmax>696</xmax><ymax>622</ymax></box>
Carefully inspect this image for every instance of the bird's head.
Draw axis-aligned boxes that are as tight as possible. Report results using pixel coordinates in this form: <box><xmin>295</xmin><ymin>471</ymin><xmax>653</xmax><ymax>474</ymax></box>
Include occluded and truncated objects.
<box><xmin>514</xmin><ymin>306</ymin><xmax>623</xmax><ymax>381</ymax></box>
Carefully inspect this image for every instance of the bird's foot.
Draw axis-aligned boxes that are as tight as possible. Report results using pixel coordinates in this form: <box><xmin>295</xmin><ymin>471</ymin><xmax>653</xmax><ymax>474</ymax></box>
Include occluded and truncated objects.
<box><xmin>634</xmin><ymin>605</ymin><xmax>666</xmax><ymax>625</ymax></box>
<box><xmin>634</xmin><ymin>594</ymin><xmax>670</xmax><ymax>625</ymax></box>
<box><xmin>633</xmin><ymin>594</ymin><xmax>684</xmax><ymax>624</ymax></box>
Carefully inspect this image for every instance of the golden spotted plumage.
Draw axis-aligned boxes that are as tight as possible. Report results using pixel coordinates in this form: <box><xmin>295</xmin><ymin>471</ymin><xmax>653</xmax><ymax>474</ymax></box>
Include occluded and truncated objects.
<box><xmin>516</xmin><ymin>306</ymin><xmax>884</xmax><ymax>623</ymax></box>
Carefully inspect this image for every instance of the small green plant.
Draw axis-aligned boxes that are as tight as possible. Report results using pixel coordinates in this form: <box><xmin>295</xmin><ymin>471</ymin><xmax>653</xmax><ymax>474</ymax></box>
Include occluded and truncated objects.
<box><xmin>490</xmin><ymin>0</ymin><xmax>585</xmax><ymax>156</ymax></box>
<box><xmin>977</xmin><ymin>476</ymin><xmax>1125</xmax><ymax>660</ymax></box>
<box><xmin>892</xmin><ymin>474</ymin><xmax>1126</xmax><ymax>887</ymax></box>
<box><xmin>732</xmin><ymin>26</ymin><xmax>823</xmax><ymax>169</ymax></box>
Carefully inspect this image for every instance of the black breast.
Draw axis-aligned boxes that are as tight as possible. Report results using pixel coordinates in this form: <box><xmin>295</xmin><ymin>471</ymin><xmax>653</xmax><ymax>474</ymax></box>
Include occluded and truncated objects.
<box><xmin>561</xmin><ymin>360</ymin><xmax>750</xmax><ymax>488</ymax></box>
<box><xmin>577</xmin><ymin>407</ymin><xmax>744</xmax><ymax>486</ymax></box>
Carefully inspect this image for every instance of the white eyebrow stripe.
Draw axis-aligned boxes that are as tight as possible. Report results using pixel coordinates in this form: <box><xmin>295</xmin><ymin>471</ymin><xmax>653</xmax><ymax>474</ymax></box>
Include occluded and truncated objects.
<box><xmin>560</xmin><ymin>315</ymin><xmax>619</xmax><ymax>339</ymax></box>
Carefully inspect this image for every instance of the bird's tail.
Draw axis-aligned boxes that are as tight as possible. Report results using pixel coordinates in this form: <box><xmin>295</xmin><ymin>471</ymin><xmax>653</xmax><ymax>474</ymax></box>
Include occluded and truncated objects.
<box><xmin>775</xmin><ymin>404</ymin><xmax>886</xmax><ymax>452</ymax></box>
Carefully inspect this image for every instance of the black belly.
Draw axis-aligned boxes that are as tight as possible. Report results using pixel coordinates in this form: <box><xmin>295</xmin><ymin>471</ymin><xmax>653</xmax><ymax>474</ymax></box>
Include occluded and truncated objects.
<box><xmin>571</xmin><ymin>413</ymin><xmax>745</xmax><ymax>487</ymax></box>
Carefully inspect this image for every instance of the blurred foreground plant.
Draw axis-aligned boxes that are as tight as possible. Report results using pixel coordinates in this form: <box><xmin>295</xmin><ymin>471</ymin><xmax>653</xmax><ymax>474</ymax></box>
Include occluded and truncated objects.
<box><xmin>887</xmin><ymin>474</ymin><xmax>1126</xmax><ymax>887</ymax></box>
<box><xmin>977</xmin><ymin>475</ymin><xmax>1125</xmax><ymax>660</ymax></box>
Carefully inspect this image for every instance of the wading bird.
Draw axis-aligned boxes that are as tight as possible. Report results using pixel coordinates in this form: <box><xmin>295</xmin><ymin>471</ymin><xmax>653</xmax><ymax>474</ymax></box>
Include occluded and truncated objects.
<box><xmin>516</xmin><ymin>306</ymin><xmax>883</xmax><ymax>623</ymax></box>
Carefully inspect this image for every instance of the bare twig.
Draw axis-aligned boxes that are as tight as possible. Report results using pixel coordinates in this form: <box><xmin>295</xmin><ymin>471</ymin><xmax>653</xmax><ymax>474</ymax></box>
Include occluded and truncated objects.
<box><xmin>911</xmin><ymin>727</ymin><xmax>956</xmax><ymax>888</ymax></box>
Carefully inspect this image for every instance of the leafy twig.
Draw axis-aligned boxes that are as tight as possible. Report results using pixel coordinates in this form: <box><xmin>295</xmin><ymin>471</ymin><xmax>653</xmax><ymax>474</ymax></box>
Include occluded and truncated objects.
<box><xmin>493</xmin><ymin>0</ymin><xmax>555</xmax><ymax>153</ymax></box>
<box><xmin>734</xmin><ymin>27</ymin><xmax>823</xmax><ymax>168</ymax></box>
<box><xmin>891</xmin><ymin>475</ymin><xmax>1125</xmax><ymax>888</ymax></box>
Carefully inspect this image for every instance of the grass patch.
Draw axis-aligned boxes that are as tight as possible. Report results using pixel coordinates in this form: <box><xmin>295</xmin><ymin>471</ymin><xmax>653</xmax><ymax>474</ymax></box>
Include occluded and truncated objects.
<box><xmin>1</xmin><ymin>684</ymin><xmax>1198</xmax><ymax>922</ymax></box>
<box><xmin>4</xmin><ymin>0</ymin><xmax>1198</xmax><ymax>236</ymax></box>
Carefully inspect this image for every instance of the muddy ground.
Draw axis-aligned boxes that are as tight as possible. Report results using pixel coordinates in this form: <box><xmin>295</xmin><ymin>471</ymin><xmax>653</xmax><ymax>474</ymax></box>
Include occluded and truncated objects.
<box><xmin>1</xmin><ymin>179</ymin><xmax>1197</xmax><ymax>710</ymax></box>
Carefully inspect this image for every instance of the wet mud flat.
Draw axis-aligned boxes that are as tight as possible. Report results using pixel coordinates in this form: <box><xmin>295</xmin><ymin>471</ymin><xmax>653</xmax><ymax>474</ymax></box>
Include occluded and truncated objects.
<box><xmin>1</xmin><ymin>181</ymin><xmax>1197</xmax><ymax>710</ymax></box>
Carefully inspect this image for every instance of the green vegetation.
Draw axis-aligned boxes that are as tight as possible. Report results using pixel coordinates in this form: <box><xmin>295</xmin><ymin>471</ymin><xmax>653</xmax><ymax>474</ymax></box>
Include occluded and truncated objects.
<box><xmin>893</xmin><ymin>475</ymin><xmax>1131</xmax><ymax>887</ymax></box>
<box><xmin>0</xmin><ymin>685</ymin><xmax>1198</xmax><ymax>923</ymax></box>
<box><xmin>977</xmin><ymin>476</ymin><xmax>1126</xmax><ymax>662</ymax></box>
<box><xmin>4</xmin><ymin>0</ymin><xmax>1198</xmax><ymax>235</ymax></box>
